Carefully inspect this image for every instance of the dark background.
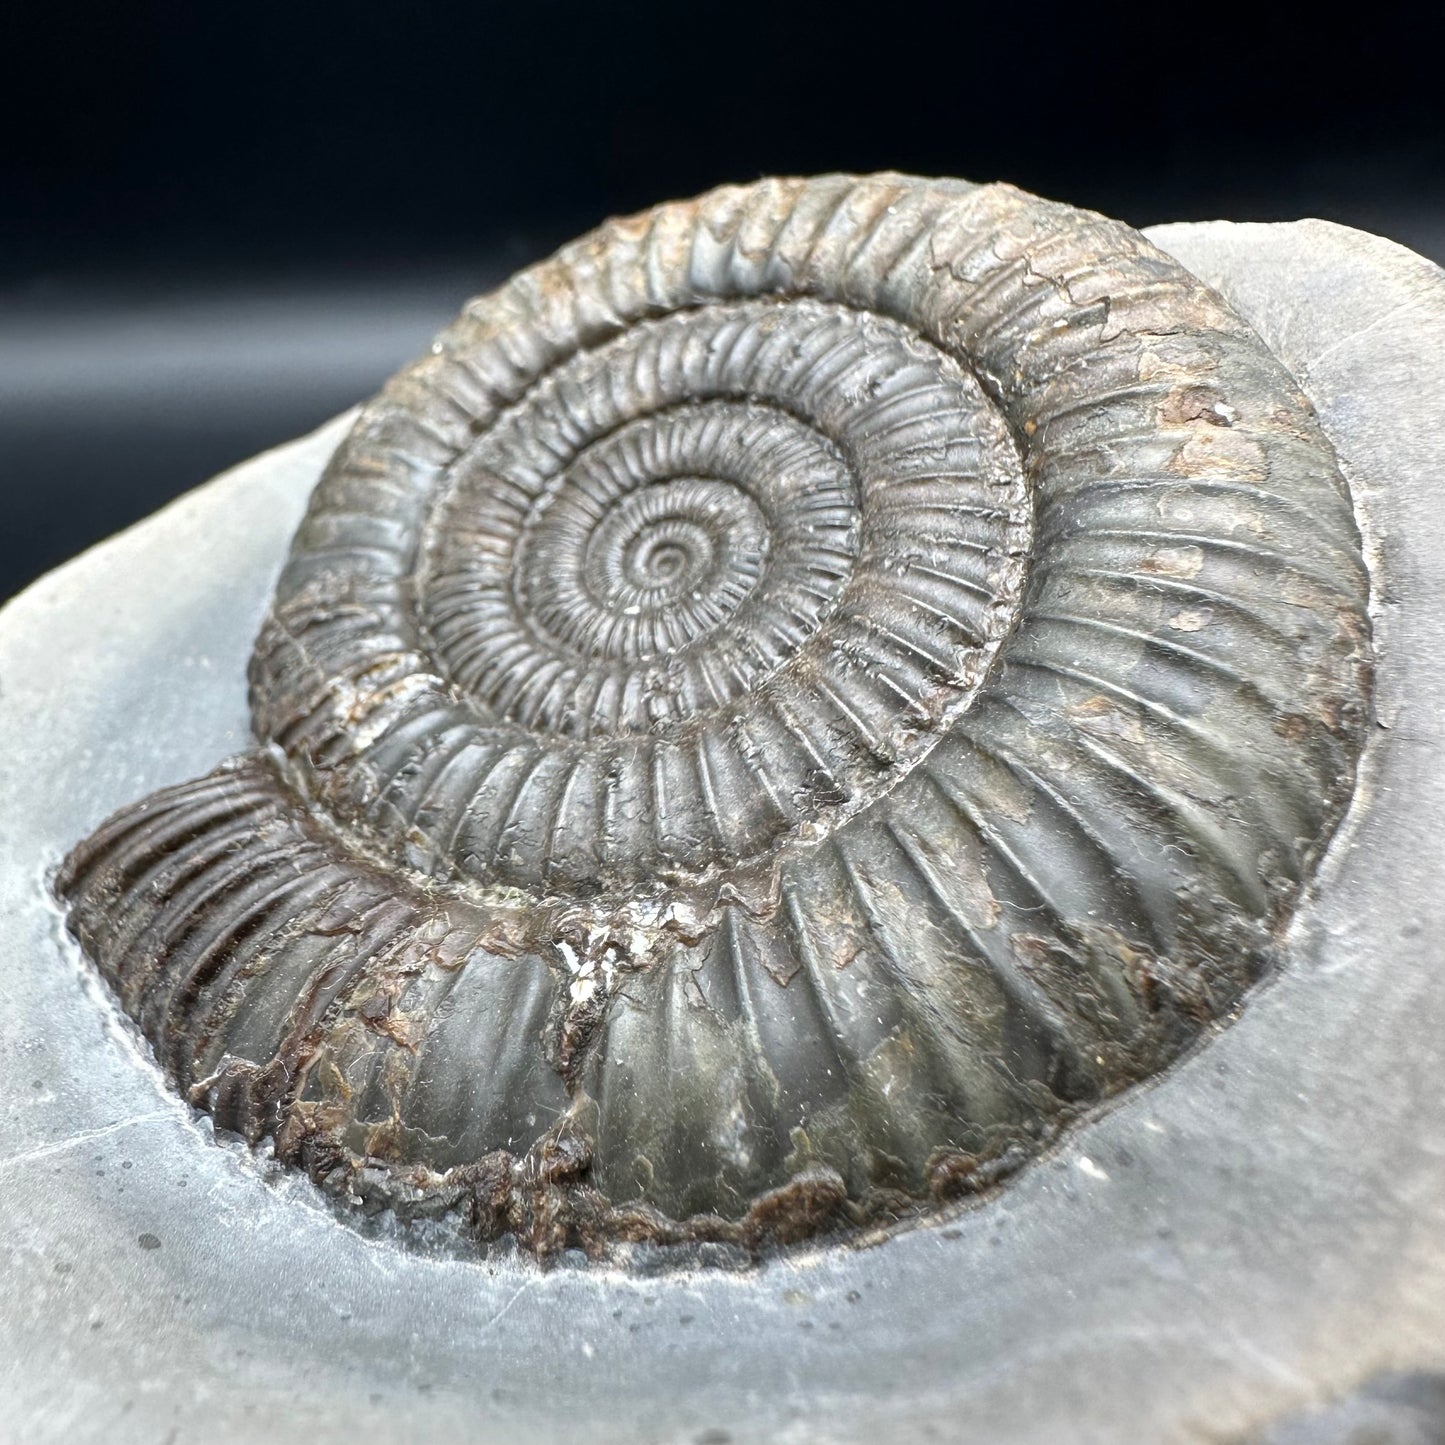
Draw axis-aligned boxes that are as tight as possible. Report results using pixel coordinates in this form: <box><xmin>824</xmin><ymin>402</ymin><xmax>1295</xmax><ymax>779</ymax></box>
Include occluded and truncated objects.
<box><xmin>4</xmin><ymin>2</ymin><xmax>1441</xmax><ymax>602</ymax></box>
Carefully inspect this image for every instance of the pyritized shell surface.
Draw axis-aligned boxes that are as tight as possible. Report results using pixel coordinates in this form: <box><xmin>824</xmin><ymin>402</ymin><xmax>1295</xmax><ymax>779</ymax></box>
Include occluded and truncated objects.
<box><xmin>58</xmin><ymin>175</ymin><xmax>1373</xmax><ymax>1258</ymax></box>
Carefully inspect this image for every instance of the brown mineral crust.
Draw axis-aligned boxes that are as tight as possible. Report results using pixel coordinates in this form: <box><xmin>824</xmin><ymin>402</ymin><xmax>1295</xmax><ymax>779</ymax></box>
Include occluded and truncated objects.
<box><xmin>739</xmin><ymin>1168</ymin><xmax>851</xmax><ymax>1248</ymax></box>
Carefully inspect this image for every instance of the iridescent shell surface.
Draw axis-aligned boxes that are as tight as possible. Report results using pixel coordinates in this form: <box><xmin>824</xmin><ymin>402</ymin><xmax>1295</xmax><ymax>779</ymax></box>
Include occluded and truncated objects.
<box><xmin>58</xmin><ymin>174</ymin><xmax>1373</xmax><ymax>1257</ymax></box>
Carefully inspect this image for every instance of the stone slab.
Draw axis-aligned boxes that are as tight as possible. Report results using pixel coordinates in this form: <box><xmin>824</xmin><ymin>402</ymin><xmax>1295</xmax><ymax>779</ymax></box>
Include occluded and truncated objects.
<box><xmin>1</xmin><ymin>219</ymin><xmax>1443</xmax><ymax>1444</ymax></box>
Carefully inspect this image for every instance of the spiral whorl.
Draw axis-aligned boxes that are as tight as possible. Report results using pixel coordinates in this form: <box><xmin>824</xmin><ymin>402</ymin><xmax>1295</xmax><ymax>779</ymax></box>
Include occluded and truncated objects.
<box><xmin>59</xmin><ymin>175</ymin><xmax>1372</xmax><ymax>1256</ymax></box>
<box><xmin>257</xmin><ymin>279</ymin><xmax>1030</xmax><ymax>891</ymax></box>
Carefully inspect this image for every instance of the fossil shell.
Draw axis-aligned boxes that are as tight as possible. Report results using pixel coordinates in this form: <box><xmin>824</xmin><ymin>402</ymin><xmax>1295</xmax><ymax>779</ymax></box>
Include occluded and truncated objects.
<box><xmin>57</xmin><ymin>174</ymin><xmax>1373</xmax><ymax>1258</ymax></box>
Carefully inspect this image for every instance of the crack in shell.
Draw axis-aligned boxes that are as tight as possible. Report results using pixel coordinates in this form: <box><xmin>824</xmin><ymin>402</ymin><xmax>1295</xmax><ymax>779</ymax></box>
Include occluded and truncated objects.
<box><xmin>56</xmin><ymin>173</ymin><xmax>1373</xmax><ymax>1261</ymax></box>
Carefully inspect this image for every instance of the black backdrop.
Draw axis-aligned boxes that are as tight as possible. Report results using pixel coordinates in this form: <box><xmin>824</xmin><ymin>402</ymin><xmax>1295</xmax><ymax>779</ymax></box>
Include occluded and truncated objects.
<box><xmin>4</xmin><ymin>1</ymin><xmax>1441</xmax><ymax>600</ymax></box>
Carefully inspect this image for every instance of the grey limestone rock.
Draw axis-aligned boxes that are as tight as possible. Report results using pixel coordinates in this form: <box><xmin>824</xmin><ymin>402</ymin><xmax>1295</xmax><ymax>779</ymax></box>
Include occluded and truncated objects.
<box><xmin>0</xmin><ymin>208</ymin><xmax>1442</xmax><ymax>1442</ymax></box>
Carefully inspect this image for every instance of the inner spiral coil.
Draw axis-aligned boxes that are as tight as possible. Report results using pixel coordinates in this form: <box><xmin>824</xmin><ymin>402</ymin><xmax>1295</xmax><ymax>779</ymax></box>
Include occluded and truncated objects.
<box><xmin>395</xmin><ymin>298</ymin><xmax>1029</xmax><ymax>888</ymax></box>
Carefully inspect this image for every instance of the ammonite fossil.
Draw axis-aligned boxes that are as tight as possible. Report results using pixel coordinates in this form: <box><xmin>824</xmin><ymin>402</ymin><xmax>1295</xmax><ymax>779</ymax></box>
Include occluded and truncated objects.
<box><xmin>58</xmin><ymin>174</ymin><xmax>1373</xmax><ymax>1259</ymax></box>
